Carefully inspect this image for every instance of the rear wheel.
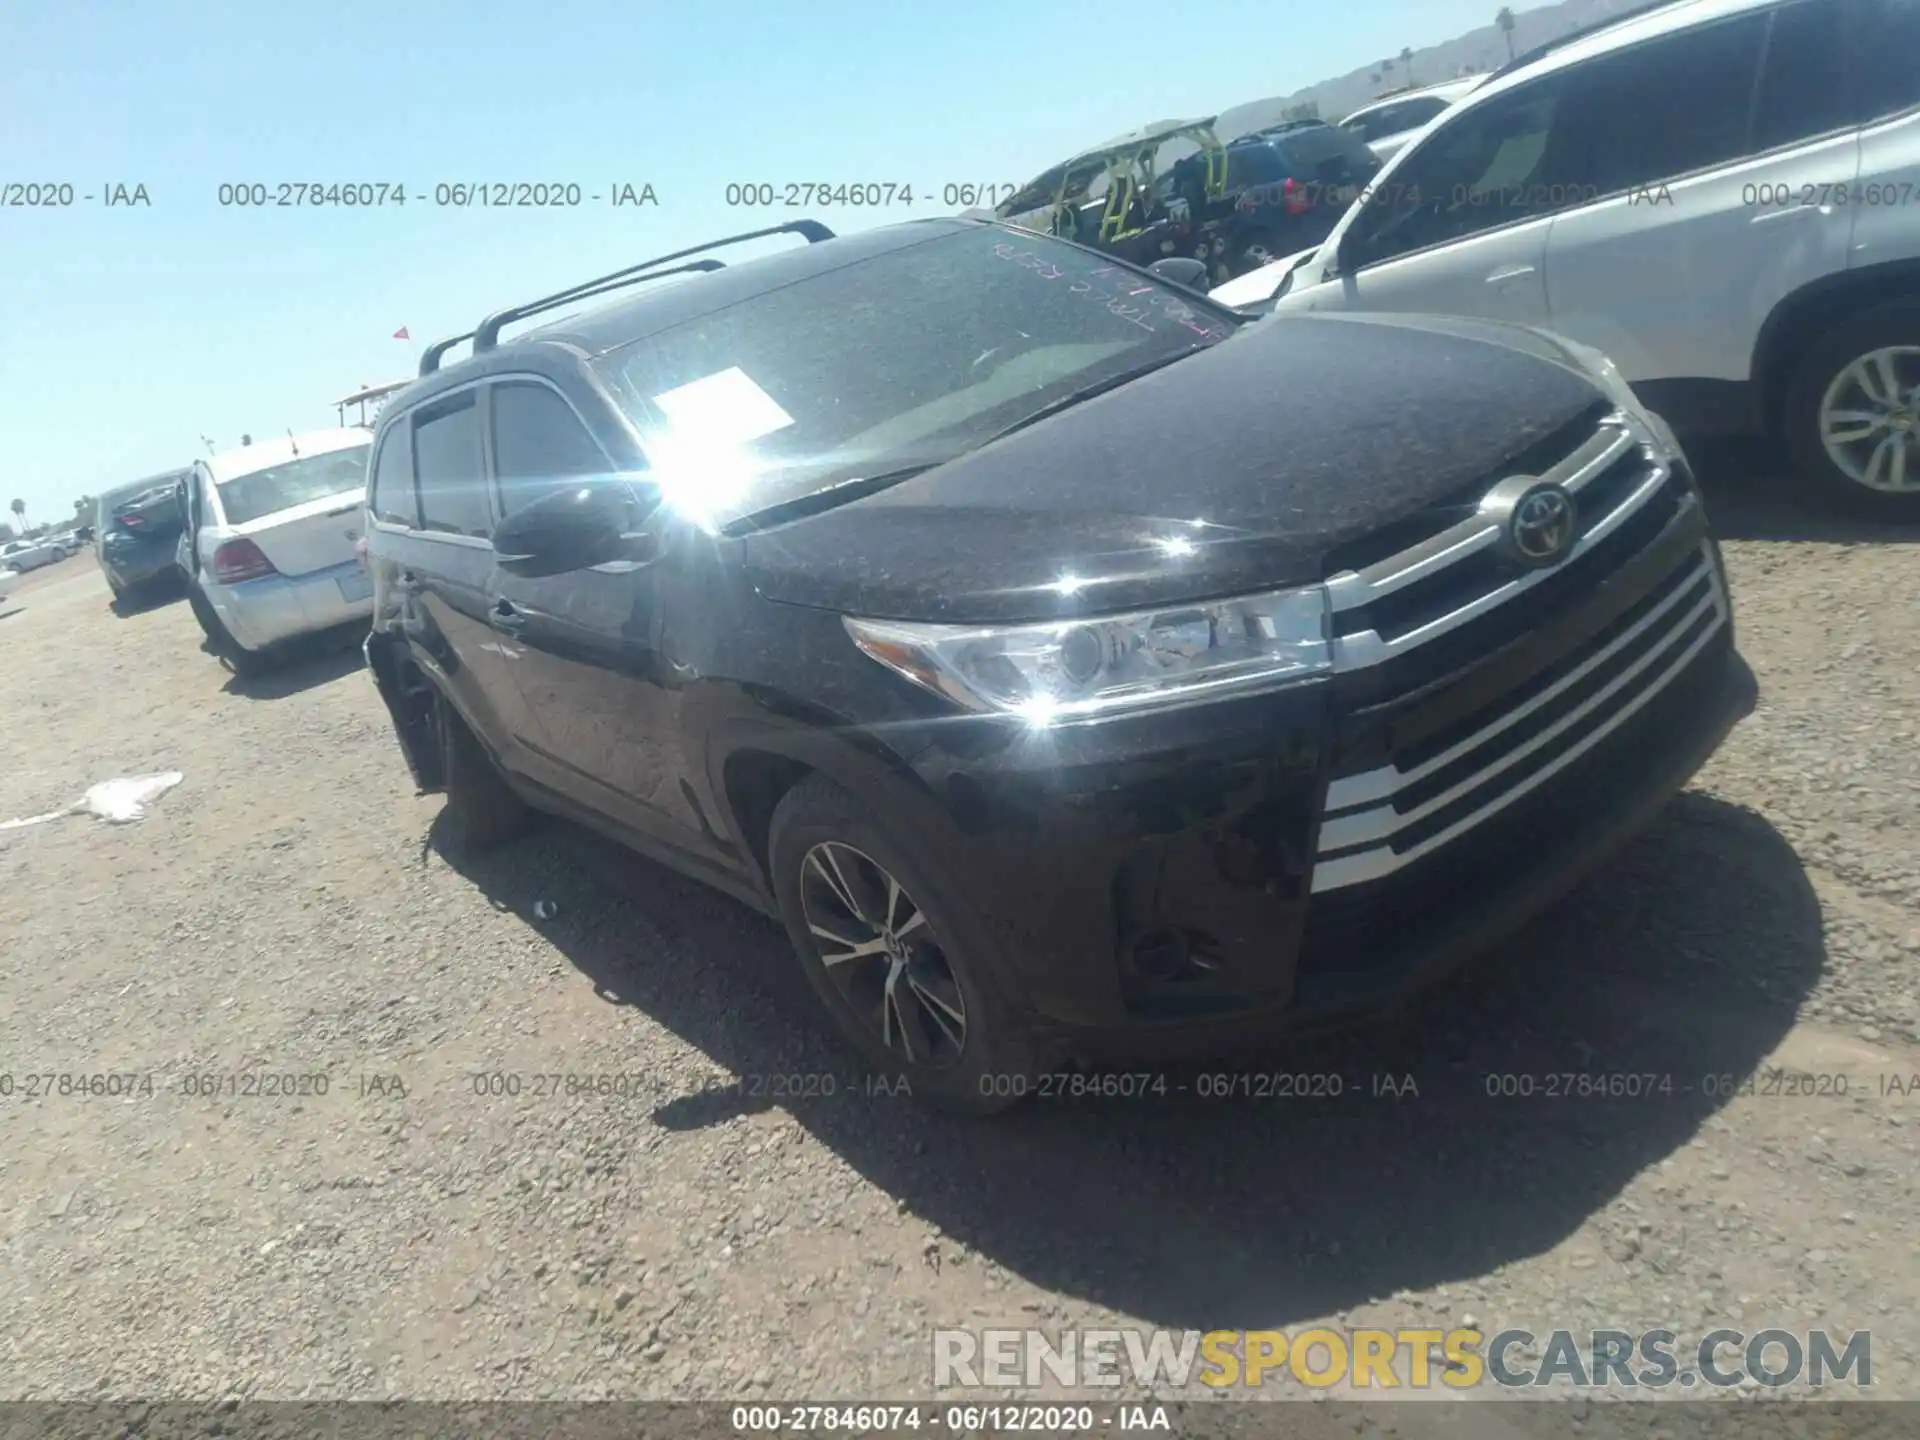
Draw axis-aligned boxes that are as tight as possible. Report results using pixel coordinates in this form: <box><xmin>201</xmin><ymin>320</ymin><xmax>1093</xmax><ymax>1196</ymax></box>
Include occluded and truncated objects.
<box><xmin>1782</xmin><ymin>301</ymin><xmax>1920</xmax><ymax>521</ymax></box>
<box><xmin>767</xmin><ymin>776</ymin><xmax>1038</xmax><ymax>1115</ymax></box>
<box><xmin>438</xmin><ymin>693</ymin><xmax>530</xmax><ymax>850</ymax></box>
<box><xmin>187</xmin><ymin>585</ymin><xmax>271</xmax><ymax>676</ymax></box>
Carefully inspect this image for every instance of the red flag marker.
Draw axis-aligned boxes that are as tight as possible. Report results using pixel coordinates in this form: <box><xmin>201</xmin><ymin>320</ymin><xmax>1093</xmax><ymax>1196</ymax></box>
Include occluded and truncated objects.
<box><xmin>393</xmin><ymin>326</ymin><xmax>410</xmax><ymax>341</ymax></box>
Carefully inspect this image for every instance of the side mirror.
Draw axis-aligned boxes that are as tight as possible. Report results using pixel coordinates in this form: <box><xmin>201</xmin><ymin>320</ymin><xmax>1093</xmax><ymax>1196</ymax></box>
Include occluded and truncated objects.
<box><xmin>492</xmin><ymin>482</ymin><xmax>649</xmax><ymax>579</ymax></box>
<box><xmin>1147</xmin><ymin>256</ymin><xmax>1211</xmax><ymax>292</ymax></box>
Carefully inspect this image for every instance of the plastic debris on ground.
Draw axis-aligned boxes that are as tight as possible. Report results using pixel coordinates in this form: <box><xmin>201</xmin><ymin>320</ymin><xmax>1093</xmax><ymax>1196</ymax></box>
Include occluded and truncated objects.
<box><xmin>0</xmin><ymin>771</ymin><xmax>184</xmax><ymax>831</ymax></box>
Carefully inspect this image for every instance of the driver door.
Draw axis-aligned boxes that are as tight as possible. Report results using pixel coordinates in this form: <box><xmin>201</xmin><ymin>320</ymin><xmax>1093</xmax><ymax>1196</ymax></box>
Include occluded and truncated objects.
<box><xmin>1289</xmin><ymin>74</ymin><xmax>1588</xmax><ymax>327</ymax></box>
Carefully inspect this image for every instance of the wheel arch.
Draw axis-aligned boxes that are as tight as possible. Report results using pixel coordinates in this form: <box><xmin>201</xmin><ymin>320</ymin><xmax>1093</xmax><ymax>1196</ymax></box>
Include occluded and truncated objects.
<box><xmin>1753</xmin><ymin>261</ymin><xmax>1920</xmax><ymax>430</ymax></box>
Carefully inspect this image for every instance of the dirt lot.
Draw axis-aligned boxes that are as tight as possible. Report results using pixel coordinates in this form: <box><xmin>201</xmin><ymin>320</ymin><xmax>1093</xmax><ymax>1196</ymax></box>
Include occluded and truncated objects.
<box><xmin>2</xmin><ymin>463</ymin><xmax>1917</xmax><ymax>1435</ymax></box>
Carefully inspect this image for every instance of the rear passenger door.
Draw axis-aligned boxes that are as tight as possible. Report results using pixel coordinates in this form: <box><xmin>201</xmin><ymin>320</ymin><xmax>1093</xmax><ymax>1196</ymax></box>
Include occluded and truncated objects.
<box><xmin>1541</xmin><ymin>0</ymin><xmax>1859</xmax><ymax>386</ymax></box>
<box><xmin>394</xmin><ymin>388</ymin><xmax>543</xmax><ymax>762</ymax></box>
<box><xmin>1843</xmin><ymin>0</ymin><xmax>1920</xmax><ymax>272</ymax></box>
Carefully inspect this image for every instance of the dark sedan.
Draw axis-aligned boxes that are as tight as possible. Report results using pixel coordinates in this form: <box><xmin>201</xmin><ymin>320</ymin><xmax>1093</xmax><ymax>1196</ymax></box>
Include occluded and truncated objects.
<box><xmin>95</xmin><ymin>470</ymin><xmax>191</xmax><ymax>601</ymax></box>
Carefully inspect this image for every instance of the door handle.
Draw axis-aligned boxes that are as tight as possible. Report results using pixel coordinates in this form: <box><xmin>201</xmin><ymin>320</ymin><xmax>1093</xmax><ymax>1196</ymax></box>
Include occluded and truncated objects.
<box><xmin>1485</xmin><ymin>264</ymin><xmax>1537</xmax><ymax>285</ymax></box>
<box><xmin>1751</xmin><ymin>203</ymin><xmax>1835</xmax><ymax>225</ymax></box>
<box><xmin>489</xmin><ymin>599</ymin><xmax>528</xmax><ymax>632</ymax></box>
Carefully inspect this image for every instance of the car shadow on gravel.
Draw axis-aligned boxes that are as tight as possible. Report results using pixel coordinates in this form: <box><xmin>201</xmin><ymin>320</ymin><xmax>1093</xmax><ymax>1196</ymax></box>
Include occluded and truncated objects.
<box><xmin>432</xmin><ymin>789</ymin><xmax>1822</xmax><ymax>1330</ymax></box>
<box><xmin>219</xmin><ymin>630</ymin><xmax>366</xmax><ymax>700</ymax></box>
<box><xmin>1690</xmin><ymin>439</ymin><xmax>1920</xmax><ymax>545</ymax></box>
<box><xmin>109</xmin><ymin>576</ymin><xmax>190</xmax><ymax>616</ymax></box>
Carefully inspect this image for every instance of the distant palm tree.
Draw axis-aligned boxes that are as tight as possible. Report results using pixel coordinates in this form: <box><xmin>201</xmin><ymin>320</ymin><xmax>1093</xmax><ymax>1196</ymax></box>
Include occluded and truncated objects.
<box><xmin>1400</xmin><ymin>46</ymin><xmax>1416</xmax><ymax>83</ymax></box>
<box><xmin>1381</xmin><ymin>57</ymin><xmax>1395</xmax><ymax>88</ymax></box>
<box><xmin>1497</xmin><ymin>5</ymin><xmax>1518</xmax><ymax>60</ymax></box>
<box><xmin>1371</xmin><ymin>69</ymin><xmax>1382</xmax><ymax>83</ymax></box>
<box><xmin>9</xmin><ymin>498</ymin><xmax>23</xmax><ymax>529</ymax></box>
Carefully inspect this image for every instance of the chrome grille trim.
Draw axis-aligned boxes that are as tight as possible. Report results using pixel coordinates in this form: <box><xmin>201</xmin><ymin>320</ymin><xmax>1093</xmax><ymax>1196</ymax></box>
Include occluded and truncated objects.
<box><xmin>1323</xmin><ymin>549</ymin><xmax>1716</xmax><ymax>815</ymax></box>
<box><xmin>1329</xmin><ymin>455</ymin><xmax>1673</xmax><ymax>672</ymax></box>
<box><xmin>1325</xmin><ymin>417</ymin><xmax>1642</xmax><ymax>615</ymax></box>
<box><xmin>1310</xmin><ymin>545</ymin><xmax>1726</xmax><ymax>895</ymax></box>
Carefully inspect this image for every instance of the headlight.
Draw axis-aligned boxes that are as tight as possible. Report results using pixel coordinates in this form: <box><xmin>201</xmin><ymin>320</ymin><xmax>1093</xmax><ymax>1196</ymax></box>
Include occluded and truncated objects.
<box><xmin>844</xmin><ymin>586</ymin><xmax>1332</xmax><ymax>726</ymax></box>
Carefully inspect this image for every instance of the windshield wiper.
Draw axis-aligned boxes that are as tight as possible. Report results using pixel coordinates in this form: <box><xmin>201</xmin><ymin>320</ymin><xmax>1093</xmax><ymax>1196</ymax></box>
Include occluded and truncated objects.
<box><xmin>979</xmin><ymin>350</ymin><xmax>1204</xmax><ymax>447</ymax></box>
<box><xmin>722</xmin><ymin>462</ymin><xmax>949</xmax><ymax>535</ymax></box>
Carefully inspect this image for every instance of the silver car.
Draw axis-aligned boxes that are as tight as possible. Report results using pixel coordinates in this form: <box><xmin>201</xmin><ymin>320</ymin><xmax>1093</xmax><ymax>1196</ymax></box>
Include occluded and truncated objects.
<box><xmin>178</xmin><ymin>428</ymin><xmax>374</xmax><ymax>674</ymax></box>
<box><xmin>0</xmin><ymin>537</ymin><xmax>63</xmax><ymax>574</ymax></box>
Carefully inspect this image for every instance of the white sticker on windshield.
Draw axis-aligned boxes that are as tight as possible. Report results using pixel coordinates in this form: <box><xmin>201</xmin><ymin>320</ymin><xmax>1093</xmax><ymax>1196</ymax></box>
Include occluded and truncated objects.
<box><xmin>651</xmin><ymin>367</ymin><xmax>795</xmax><ymax>446</ymax></box>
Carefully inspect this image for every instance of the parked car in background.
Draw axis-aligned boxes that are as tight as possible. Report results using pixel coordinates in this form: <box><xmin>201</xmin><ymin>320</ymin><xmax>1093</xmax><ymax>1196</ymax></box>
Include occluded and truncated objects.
<box><xmin>1337</xmin><ymin>77</ymin><xmax>1483</xmax><ymax>164</ymax></box>
<box><xmin>363</xmin><ymin>216</ymin><xmax>1755</xmax><ymax>1114</ymax></box>
<box><xmin>177</xmin><ymin>429</ymin><xmax>375</xmax><ymax>675</ymax></box>
<box><xmin>1198</xmin><ymin>126</ymin><xmax>1382</xmax><ymax>272</ymax></box>
<box><xmin>95</xmin><ymin>472</ymin><xmax>192</xmax><ymax>602</ymax></box>
<box><xmin>1215</xmin><ymin>0</ymin><xmax>1920</xmax><ymax>518</ymax></box>
<box><xmin>2</xmin><ymin>536</ymin><xmax>67</xmax><ymax>575</ymax></box>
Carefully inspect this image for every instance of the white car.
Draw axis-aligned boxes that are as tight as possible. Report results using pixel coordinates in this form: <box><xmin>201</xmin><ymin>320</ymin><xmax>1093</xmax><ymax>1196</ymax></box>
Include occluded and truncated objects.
<box><xmin>1337</xmin><ymin>78</ymin><xmax>1482</xmax><ymax>165</ymax></box>
<box><xmin>1</xmin><ymin>537</ymin><xmax>63</xmax><ymax>574</ymax></box>
<box><xmin>177</xmin><ymin>428</ymin><xmax>374</xmax><ymax>673</ymax></box>
<box><xmin>1215</xmin><ymin>0</ymin><xmax>1920</xmax><ymax>518</ymax></box>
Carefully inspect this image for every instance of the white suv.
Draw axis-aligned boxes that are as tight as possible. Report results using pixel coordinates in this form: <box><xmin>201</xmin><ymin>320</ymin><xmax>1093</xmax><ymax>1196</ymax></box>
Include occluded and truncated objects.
<box><xmin>1214</xmin><ymin>0</ymin><xmax>1920</xmax><ymax>518</ymax></box>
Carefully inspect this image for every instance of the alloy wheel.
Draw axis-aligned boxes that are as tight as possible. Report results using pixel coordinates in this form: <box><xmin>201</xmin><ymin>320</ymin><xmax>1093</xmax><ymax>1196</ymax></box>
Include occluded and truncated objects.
<box><xmin>1818</xmin><ymin>345</ymin><xmax>1920</xmax><ymax>493</ymax></box>
<box><xmin>797</xmin><ymin>841</ymin><xmax>968</xmax><ymax>1067</ymax></box>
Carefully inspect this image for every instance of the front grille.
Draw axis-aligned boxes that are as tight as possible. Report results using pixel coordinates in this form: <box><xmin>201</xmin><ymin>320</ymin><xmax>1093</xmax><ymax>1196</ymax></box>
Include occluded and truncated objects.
<box><xmin>1325</xmin><ymin>409</ymin><xmax>1680</xmax><ymax>682</ymax></box>
<box><xmin>1296</xmin><ymin>610</ymin><xmax>1733</xmax><ymax>976</ymax></box>
<box><xmin>1311</xmin><ymin>545</ymin><xmax>1726</xmax><ymax>894</ymax></box>
<box><xmin>1307</xmin><ymin>403</ymin><xmax>1721</xmax><ymax>902</ymax></box>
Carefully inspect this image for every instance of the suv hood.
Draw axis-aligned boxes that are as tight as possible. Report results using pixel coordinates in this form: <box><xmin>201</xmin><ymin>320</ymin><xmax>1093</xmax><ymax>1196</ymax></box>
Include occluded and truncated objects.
<box><xmin>743</xmin><ymin>311</ymin><xmax>1605</xmax><ymax>624</ymax></box>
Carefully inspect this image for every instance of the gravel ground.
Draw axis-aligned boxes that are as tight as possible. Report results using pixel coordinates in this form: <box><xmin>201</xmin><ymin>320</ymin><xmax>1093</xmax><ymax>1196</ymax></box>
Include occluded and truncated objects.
<box><xmin>2</xmin><ymin>461</ymin><xmax>1917</xmax><ymax>1437</ymax></box>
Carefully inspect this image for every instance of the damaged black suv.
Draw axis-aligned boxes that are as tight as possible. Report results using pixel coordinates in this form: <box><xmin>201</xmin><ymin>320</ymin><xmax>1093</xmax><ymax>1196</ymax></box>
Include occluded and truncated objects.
<box><xmin>363</xmin><ymin>216</ymin><xmax>1756</xmax><ymax>1113</ymax></box>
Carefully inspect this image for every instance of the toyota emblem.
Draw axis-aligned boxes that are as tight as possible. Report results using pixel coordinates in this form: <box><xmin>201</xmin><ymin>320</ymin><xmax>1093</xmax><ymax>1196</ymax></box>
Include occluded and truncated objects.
<box><xmin>1481</xmin><ymin>476</ymin><xmax>1579</xmax><ymax>567</ymax></box>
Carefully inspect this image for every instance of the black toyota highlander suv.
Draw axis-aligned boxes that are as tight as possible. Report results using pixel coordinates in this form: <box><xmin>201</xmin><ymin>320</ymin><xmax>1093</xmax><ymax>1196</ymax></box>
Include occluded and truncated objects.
<box><xmin>363</xmin><ymin>217</ymin><xmax>1757</xmax><ymax>1113</ymax></box>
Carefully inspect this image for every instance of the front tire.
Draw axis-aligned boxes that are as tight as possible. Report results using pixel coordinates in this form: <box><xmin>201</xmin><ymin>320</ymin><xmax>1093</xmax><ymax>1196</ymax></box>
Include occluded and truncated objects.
<box><xmin>1781</xmin><ymin>301</ymin><xmax>1920</xmax><ymax>521</ymax></box>
<box><xmin>767</xmin><ymin>776</ymin><xmax>1038</xmax><ymax>1115</ymax></box>
<box><xmin>437</xmin><ymin>693</ymin><xmax>530</xmax><ymax>850</ymax></box>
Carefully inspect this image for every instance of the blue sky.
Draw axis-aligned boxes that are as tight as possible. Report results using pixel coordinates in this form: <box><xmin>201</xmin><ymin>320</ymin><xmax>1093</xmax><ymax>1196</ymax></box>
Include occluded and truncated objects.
<box><xmin>1</xmin><ymin>0</ymin><xmax>1498</xmax><ymax>528</ymax></box>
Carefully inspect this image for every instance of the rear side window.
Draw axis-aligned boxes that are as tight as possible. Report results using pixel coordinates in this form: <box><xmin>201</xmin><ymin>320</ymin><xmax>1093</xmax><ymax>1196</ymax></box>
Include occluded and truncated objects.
<box><xmin>1847</xmin><ymin>0</ymin><xmax>1920</xmax><ymax>121</ymax></box>
<box><xmin>489</xmin><ymin>381</ymin><xmax>610</xmax><ymax>516</ymax></box>
<box><xmin>412</xmin><ymin>392</ymin><xmax>490</xmax><ymax>538</ymax></box>
<box><xmin>370</xmin><ymin>427</ymin><xmax>418</xmax><ymax>527</ymax></box>
<box><xmin>1752</xmin><ymin>0</ymin><xmax>1849</xmax><ymax>151</ymax></box>
<box><xmin>1574</xmin><ymin>11</ymin><xmax>1770</xmax><ymax>195</ymax></box>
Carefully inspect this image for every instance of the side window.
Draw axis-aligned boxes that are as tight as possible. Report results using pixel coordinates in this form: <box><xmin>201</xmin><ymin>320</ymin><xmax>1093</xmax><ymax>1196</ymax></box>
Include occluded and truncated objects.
<box><xmin>489</xmin><ymin>381</ymin><xmax>610</xmax><ymax>517</ymax></box>
<box><xmin>1342</xmin><ymin>79</ymin><xmax>1577</xmax><ymax>268</ymax></box>
<box><xmin>369</xmin><ymin>424</ymin><xmax>418</xmax><ymax>527</ymax></box>
<box><xmin>1576</xmin><ymin>12</ymin><xmax>1770</xmax><ymax>195</ymax></box>
<box><xmin>1847</xmin><ymin>0</ymin><xmax>1920</xmax><ymax>123</ymax></box>
<box><xmin>412</xmin><ymin>391</ymin><xmax>490</xmax><ymax>538</ymax></box>
<box><xmin>1752</xmin><ymin>0</ymin><xmax>1849</xmax><ymax>151</ymax></box>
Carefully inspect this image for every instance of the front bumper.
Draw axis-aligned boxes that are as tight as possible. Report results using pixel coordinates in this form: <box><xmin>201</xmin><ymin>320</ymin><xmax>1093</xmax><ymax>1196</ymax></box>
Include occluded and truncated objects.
<box><xmin>207</xmin><ymin>558</ymin><xmax>374</xmax><ymax>651</ymax></box>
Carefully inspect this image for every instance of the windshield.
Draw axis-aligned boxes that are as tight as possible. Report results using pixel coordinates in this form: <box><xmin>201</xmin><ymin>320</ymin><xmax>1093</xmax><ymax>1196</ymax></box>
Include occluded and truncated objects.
<box><xmin>589</xmin><ymin>225</ymin><xmax>1236</xmax><ymax>525</ymax></box>
<box><xmin>215</xmin><ymin>445</ymin><xmax>371</xmax><ymax>526</ymax></box>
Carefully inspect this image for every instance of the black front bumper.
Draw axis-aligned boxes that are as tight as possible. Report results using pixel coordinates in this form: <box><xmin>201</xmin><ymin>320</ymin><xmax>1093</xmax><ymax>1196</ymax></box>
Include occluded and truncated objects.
<box><xmin>976</xmin><ymin>638</ymin><xmax>1755</xmax><ymax>1067</ymax></box>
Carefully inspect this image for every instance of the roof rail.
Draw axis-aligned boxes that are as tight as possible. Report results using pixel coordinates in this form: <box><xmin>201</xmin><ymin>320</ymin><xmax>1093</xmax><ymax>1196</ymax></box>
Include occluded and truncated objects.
<box><xmin>470</xmin><ymin>259</ymin><xmax>726</xmax><ymax>357</ymax></box>
<box><xmin>407</xmin><ymin>219</ymin><xmax>836</xmax><ymax>376</ymax></box>
<box><xmin>1483</xmin><ymin>0</ymin><xmax>1687</xmax><ymax>83</ymax></box>
<box><xmin>419</xmin><ymin>330</ymin><xmax>477</xmax><ymax>376</ymax></box>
